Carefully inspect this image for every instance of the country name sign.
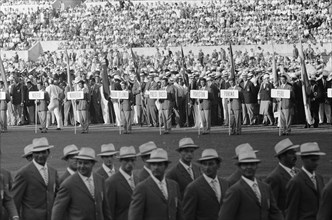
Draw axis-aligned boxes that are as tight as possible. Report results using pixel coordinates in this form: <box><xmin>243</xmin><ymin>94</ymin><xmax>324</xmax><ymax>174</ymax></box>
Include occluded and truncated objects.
<box><xmin>328</xmin><ymin>88</ymin><xmax>332</xmax><ymax>98</ymax></box>
<box><xmin>110</xmin><ymin>90</ymin><xmax>129</xmax><ymax>99</ymax></box>
<box><xmin>220</xmin><ymin>89</ymin><xmax>239</xmax><ymax>98</ymax></box>
<box><xmin>271</xmin><ymin>89</ymin><xmax>290</xmax><ymax>99</ymax></box>
<box><xmin>67</xmin><ymin>91</ymin><xmax>84</xmax><ymax>100</ymax></box>
<box><xmin>190</xmin><ymin>90</ymin><xmax>208</xmax><ymax>99</ymax></box>
<box><xmin>29</xmin><ymin>91</ymin><xmax>45</xmax><ymax>100</ymax></box>
<box><xmin>149</xmin><ymin>90</ymin><xmax>167</xmax><ymax>99</ymax></box>
<box><xmin>0</xmin><ymin>92</ymin><xmax>5</xmax><ymax>100</ymax></box>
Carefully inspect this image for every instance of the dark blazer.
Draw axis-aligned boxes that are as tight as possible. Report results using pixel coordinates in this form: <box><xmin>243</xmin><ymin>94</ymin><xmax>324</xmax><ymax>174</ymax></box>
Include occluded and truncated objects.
<box><xmin>226</xmin><ymin>168</ymin><xmax>242</xmax><ymax>186</ymax></box>
<box><xmin>183</xmin><ymin>175</ymin><xmax>229</xmax><ymax>220</ymax></box>
<box><xmin>286</xmin><ymin>169</ymin><xmax>325</xmax><ymax>220</ymax></box>
<box><xmin>105</xmin><ymin>171</ymin><xmax>137</xmax><ymax>220</ymax></box>
<box><xmin>218</xmin><ymin>178</ymin><xmax>283</xmax><ymax>220</ymax></box>
<box><xmin>135</xmin><ymin>167</ymin><xmax>151</xmax><ymax>183</ymax></box>
<box><xmin>240</xmin><ymin>80</ymin><xmax>258</xmax><ymax>104</ymax></box>
<box><xmin>128</xmin><ymin>177</ymin><xmax>183</xmax><ymax>220</ymax></box>
<box><xmin>51</xmin><ymin>172</ymin><xmax>111</xmax><ymax>220</ymax></box>
<box><xmin>1</xmin><ymin>175</ymin><xmax>18</xmax><ymax>220</ymax></box>
<box><xmin>317</xmin><ymin>178</ymin><xmax>332</xmax><ymax>220</ymax></box>
<box><xmin>265</xmin><ymin>164</ymin><xmax>298</xmax><ymax>215</ymax></box>
<box><xmin>0</xmin><ymin>168</ymin><xmax>12</xmax><ymax>190</ymax></box>
<box><xmin>120</xmin><ymin>90</ymin><xmax>134</xmax><ymax>111</ymax></box>
<box><xmin>95</xmin><ymin>166</ymin><xmax>111</xmax><ymax>180</ymax></box>
<box><xmin>59</xmin><ymin>169</ymin><xmax>72</xmax><ymax>185</ymax></box>
<box><xmin>160</xmin><ymin>85</ymin><xmax>176</xmax><ymax>110</ymax></box>
<box><xmin>198</xmin><ymin>86</ymin><xmax>214</xmax><ymax>110</ymax></box>
<box><xmin>12</xmin><ymin>162</ymin><xmax>59</xmax><ymax>220</ymax></box>
<box><xmin>166</xmin><ymin>162</ymin><xmax>201</xmax><ymax>198</ymax></box>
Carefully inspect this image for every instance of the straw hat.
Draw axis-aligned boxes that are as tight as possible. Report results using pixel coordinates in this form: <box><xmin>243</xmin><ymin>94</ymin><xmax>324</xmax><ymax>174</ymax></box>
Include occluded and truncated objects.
<box><xmin>296</xmin><ymin>142</ymin><xmax>326</xmax><ymax>156</ymax></box>
<box><xmin>137</xmin><ymin>141</ymin><xmax>157</xmax><ymax>156</ymax></box>
<box><xmin>31</xmin><ymin>137</ymin><xmax>54</xmax><ymax>152</ymax></box>
<box><xmin>198</xmin><ymin>149</ymin><xmax>222</xmax><ymax>162</ymax></box>
<box><xmin>74</xmin><ymin>147</ymin><xmax>98</xmax><ymax>161</ymax></box>
<box><xmin>233</xmin><ymin>143</ymin><xmax>258</xmax><ymax>159</ymax></box>
<box><xmin>97</xmin><ymin>143</ymin><xmax>118</xmax><ymax>156</ymax></box>
<box><xmin>237</xmin><ymin>149</ymin><xmax>261</xmax><ymax>164</ymax></box>
<box><xmin>146</xmin><ymin>148</ymin><xmax>171</xmax><ymax>163</ymax></box>
<box><xmin>61</xmin><ymin>144</ymin><xmax>79</xmax><ymax>160</ymax></box>
<box><xmin>274</xmin><ymin>138</ymin><xmax>299</xmax><ymax>157</ymax></box>
<box><xmin>176</xmin><ymin>137</ymin><xmax>198</xmax><ymax>151</ymax></box>
<box><xmin>21</xmin><ymin>144</ymin><xmax>33</xmax><ymax>158</ymax></box>
<box><xmin>118</xmin><ymin>146</ymin><xmax>137</xmax><ymax>159</ymax></box>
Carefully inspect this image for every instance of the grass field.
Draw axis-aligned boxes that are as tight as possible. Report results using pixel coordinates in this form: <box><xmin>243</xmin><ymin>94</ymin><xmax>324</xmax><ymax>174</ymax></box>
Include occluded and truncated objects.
<box><xmin>1</xmin><ymin>124</ymin><xmax>331</xmax><ymax>181</ymax></box>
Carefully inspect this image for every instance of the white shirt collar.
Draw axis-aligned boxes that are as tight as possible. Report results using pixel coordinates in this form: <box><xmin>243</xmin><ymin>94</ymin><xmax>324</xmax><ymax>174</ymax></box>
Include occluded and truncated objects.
<box><xmin>33</xmin><ymin>159</ymin><xmax>48</xmax><ymax>171</ymax></box>
<box><xmin>102</xmin><ymin>163</ymin><xmax>115</xmax><ymax>174</ymax></box>
<box><xmin>151</xmin><ymin>173</ymin><xmax>166</xmax><ymax>186</ymax></box>
<box><xmin>119</xmin><ymin>167</ymin><xmax>133</xmax><ymax>181</ymax></box>
<box><xmin>179</xmin><ymin>159</ymin><xmax>192</xmax><ymax>170</ymax></box>
<box><xmin>203</xmin><ymin>173</ymin><xmax>219</xmax><ymax>184</ymax></box>
<box><xmin>302</xmin><ymin>166</ymin><xmax>316</xmax><ymax>179</ymax></box>
<box><xmin>67</xmin><ymin>167</ymin><xmax>76</xmax><ymax>175</ymax></box>
<box><xmin>241</xmin><ymin>176</ymin><xmax>258</xmax><ymax>187</ymax></box>
<box><xmin>78</xmin><ymin>171</ymin><xmax>93</xmax><ymax>182</ymax></box>
<box><xmin>279</xmin><ymin>162</ymin><xmax>294</xmax><ymax>176</ymax></box>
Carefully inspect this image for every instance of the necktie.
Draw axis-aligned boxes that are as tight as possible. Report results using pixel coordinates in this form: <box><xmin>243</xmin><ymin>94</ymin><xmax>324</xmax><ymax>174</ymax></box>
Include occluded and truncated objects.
<box><xmin>290</xmin><ymin>169</ymin><xmax>296</xmax><ymax>177</ymax></box>
<box><xmin>159</xmin><ymin>182</ymin><xmax>168</xmax><ymax>200</ymax></box>
<box><xmin>87</xmin><ymin>178</ymin><xmax>95</xmax><ymax>198</ymax></box>
<box><xmin>252</xmin><ymin>183</ymin><xmax>261</xmax><ymax>204</ymax></box>
<box><xmin>210</xmin><ymin>180</ymin><xmax>221</xmax><ymax>202</ymax></box>
<box><xmin>187</xmin><ymin>167</ymin><xmax>194</xmax><ymax>180</ymax></box>
<box><xmin>108</xmin><ymin>170</ymin><xmax>113</xmax><ymax>177</ymax></box>
<box><xmin>41</xmin><ymin>167</ymin><xmax>48</xmax><ymax>185</ymax></box>
<box><xmin>311</xmin><ymin>176</ymin><xmax>317</xmax><ymax>190</ymax></box>
<box><xmin>128</xmin><ymin>177</ymin><xmax>135</xmax><ymax>190</ymax></box>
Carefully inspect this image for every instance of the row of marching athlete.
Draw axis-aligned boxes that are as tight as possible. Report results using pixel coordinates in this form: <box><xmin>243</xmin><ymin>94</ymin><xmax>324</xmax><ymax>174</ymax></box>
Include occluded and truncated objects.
<box><xmin>1</xmin><ymin>67</ymin><xmax>331</xmax><ymax>134</ymax></box>
<box><xmin>1</xmin><ymin>136</ymin><xmax>331</xmax><ymax>220</ymax></box>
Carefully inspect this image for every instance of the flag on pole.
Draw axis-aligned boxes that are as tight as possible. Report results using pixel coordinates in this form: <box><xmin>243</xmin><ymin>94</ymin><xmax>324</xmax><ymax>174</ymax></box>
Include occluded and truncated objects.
<box><xmin>0</xmin><ymin>56</ymin><xmax>8</xmax><ymax>91</ymax></box>
<box><xmin>64</xmin><ymin>49</ymin><xmax>71</xmax><ymax>87</ymax></box>
<box><xmin>299</xmin><ymin>41</ymin><xmax>314</xmax><ymax>125</ymax></box>
<box><xmin>180</xmin><ymin>46</ymin><xmax>189</xmax><ymax>87</ymax></box>
<box><xmin>229</xmin><ymin>43</ymin><xmax>235</xmax><ymax>79</ymax></box>
<box><xmin>130</xmin><ymin>47</ymin><xmax>141</xmax><ymax>82</ymax></box>
<box><xmin>101</xmin><ymin>56</ymin><xmax>110</xmax><ymax>98</ymax></box>
<box><xmin>271</xmin><ymin>42</ymin><xmax>278</xmax><ymax>84</ymax></box>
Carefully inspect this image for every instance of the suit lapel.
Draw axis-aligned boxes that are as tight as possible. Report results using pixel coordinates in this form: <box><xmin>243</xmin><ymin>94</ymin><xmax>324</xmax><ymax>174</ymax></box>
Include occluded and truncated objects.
<box><xmin>240</xmin><ymin>179</ymin><xmax>261</xmax><ymax>207</ymax></box>
<box><xmin>199</xmin><ymin>176</ymin><xmax>219</xmax><ymax>203</ymax></box>
<box><xmin>192</xmin><ymin>164</ymin><xmax>201</xmax><ymax>179</ymax></box>
<box><xmin>74</xmin><ymin>173</ymin><xmax>94</xmax><ymax>200</ymax></box>
<box><xmin>300</xmin><ymin>171</ymin><xmax>317</xmax><ymax>192</ymax></box>
<box><xmin>29</xmin><ymin>162</ymin><xmax>47</xmax><ymax>187</ymax></box>
<box><xmin>177</xmin><ymin>163</ymin><xmax>193</xmax><ymax>182</ymax></box>
<box><xmin>118</xmin><ymin>172</ymin><xmax>133</xmax><ymax>192</ymax></box>
<box><xmin>148</xmin><ymin>178</ymin><xmax>167</xmax><ymax>202</ymax></box>
<box><xmin>277</xmin><ymin>165</ymin><xmax>292</xmax><ymax>181</ymax></box>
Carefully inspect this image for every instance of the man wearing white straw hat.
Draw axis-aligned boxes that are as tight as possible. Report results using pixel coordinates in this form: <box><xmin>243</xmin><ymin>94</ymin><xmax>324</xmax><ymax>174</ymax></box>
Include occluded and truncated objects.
<box><xmin>21</xmin><ymin>143</ymin><xmax>33</xmax><ymax>162</ymax></box>
<box><xmin>106</xmin><ymin>146</ymin><xmax>138</xmax><ymax>220</ymax></box>
<box><xmin>51</xmin><ymin>147</ymin><xmax>111</xmax><ymax>220</ymax></box>
<box><xmin>12</xmin><ymin>137</ymin><xmax>59</xmax><ymax>220</ymax></box>
<box><xmin>285</xmin><ymin>142</ymin><xmax>326</xmax><ymax>220</ymax></box>
<box><xmin>136</xmin><ymin>141</ymin><xmax>157</xmax><ymax>183</ymax></box>
<box><xmin>265</xmin><ymin>138</ymin><xmax>300</xmax><ymax>216</ymax></box>
<box><xmin>183</xmin><ymin>149</ymin><xmax>229</xmax><ymax>220</ymax></box>
<box><xmin>226</xmin><ymin>143</ymin><xmax>259</xmax><ymax>186</ymax></box>
<box><xmin>59</xmin><ymin>144</ymin><xmax>79</xmax><ymax>184</ymax></box>
<box><xmin>128</xmin><ymin>148</ymin><xmax>183</xmax><ymax>220</ymax></box>
<box><xmin>219</xmin><ymin>147</ymin><xmax>282</xmax><ymax>220</ymax></box>
<box><xmin>166</xmin><ymin>137</ymin><xmax>201</xmax><ymax>198</ymax></box>
<box><xmin>317</xmin><ymin>160</ymin><xmax>332</xmax><ymax>220</ymax></box>
<box><xmin>95</xmin><ymin>143</ymin><xmax>118</xmax><ymax>179</ymax></box>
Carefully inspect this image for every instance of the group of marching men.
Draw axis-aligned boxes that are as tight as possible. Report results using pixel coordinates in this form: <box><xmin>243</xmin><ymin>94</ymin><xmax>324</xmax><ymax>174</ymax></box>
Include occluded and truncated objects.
<box><xmin>1</xmin><ymin>136</ymin><xmax>331</xmax><ymax>220</ymax></box>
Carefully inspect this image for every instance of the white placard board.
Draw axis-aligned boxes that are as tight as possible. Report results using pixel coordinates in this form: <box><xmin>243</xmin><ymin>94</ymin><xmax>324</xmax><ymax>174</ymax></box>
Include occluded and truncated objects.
<box><xmin>110</xmin><ymin>90</ymin><xmax>129</xmax><ymax>99</ymax></box>
<box><xmin>328</xmin><ymin>88</ymin><xmax>332</xmax><ymax>98</ymax></box>
<box><xmin>0</xmin><ymin>92</ymin><xmax>6</xmax><ymax>100</ymax></box>
<box><xmin>190</xmin><ymin>90</ymin><xmax>208</xmax><ymax>99</ymax></box>
<box><xmin>271</xmin><ymin>89</ymin><xmax>290</xmax><ymax>99</ymax></box>
<box><xmin>67</xmin><ymin>91</ymin><xmax>84</xmax><ymax>100</ymax></box>
<box><xmin>29</xmin><ymin>91</ymin><xmax>44</xmax><ymax>100</ymax></box>
<box><xmin>149</xmin><ymin>90</ymin><xmax>167</xmax><ymax>99</ymax></box>
<box><xmin>220</xmin><ymin>89</ymin><xmax>239</xmax><ymax>98</ymax></box>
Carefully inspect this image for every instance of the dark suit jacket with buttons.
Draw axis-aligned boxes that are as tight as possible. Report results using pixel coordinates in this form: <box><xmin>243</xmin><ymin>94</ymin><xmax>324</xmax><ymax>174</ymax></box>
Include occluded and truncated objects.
<box><xmin>51</xmin><ymin>172</ymin><xmax>111</xmax><ymax>220</ymax></box>
<box><xmin>1</xmin><ymin>174</ymin><xmax>18</xmax><ymax>220</ymax></box>
<box><xmin>218</xmin><ymin>178</ymin><xmax>283</xmax><ymax>220</ymax></box>
<box><xmin>105</xmin><ymin>171</ymin><xmax>138</xmax><ymax>220</ymax></box>
<box><xmin>12</xmin><ymin>162</ymin><xmax>59</xmax><ymax>220</ymax></box>
<box><xmin>166</xmin><ymin>162</ymin><xmax>201</xmax><ymax>199</ymax></box>
<box><xmin>317</xmin><ymin>178</ymin><xmax>332</xmax><ymax>220</ymax></box>
<box><xmin>285</xmin><ymin>169</ymin><xmax>325</xmax><ymax>220</ymax></box>
<box><xmin>240</xmin><ymin>80</ymin><xmax>258</xmax><ymax>104</ymax></box>
<box><xmin>183</xmin><ymin>175</ymin><xmax>229</xmax><ymax>220</ymax></box>
<box><xmin>128</xmin><ymin>176</ymin><xmax>184</xmax><ymax>220</ymax></box>
<box><xmin>265</xmin><ymin>164</ymin><xmax>299</xmax><ymax>215</ymax></box>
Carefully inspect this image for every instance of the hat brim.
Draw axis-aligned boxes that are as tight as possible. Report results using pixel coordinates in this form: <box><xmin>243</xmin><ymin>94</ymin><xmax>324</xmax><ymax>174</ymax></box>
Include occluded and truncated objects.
<box><xmin>61</xmin><ymin>151</ymin><xmax>79</xmax><ymax>160</ymax></box>
<box><xmin>176</xmin><ymin>145</ymin><xmax>199</xmax><ymax>152</ymax></box>
<box><xmin>274</xmin><ymin>145</ymin><xmax>300</xmax><ymax>157</ymax></box>
<box><xmin>21</xmin><ymin>153</ymin><xmax>33</xmax><ymax>158</ymax></box>
<box><xmin>198</xmin><ymin>156</ymin><xmax>222</xmax><ymax>162</ymax></box>
<box><xmin>97</xmin><ymin>151</ymin><xmax>118</xmax><ymax>156</ymax></box>
<box><xmin>117</xmin><ymin>154</ymin><xmax>137</xmax><ymax>159</ymax></box>
<box><xmin>146</xmin><ymin>158</ymin><xmax>171</xmax><ymax>163</ymax></box>
<box><xmin>31</xmin><ymin>145</ymin><xmax>54</xmax><ymax>152</ymax></box>
<box><xmin>237</xmin><ymin>159</ymin><xmax>261</xmax><ymax>164</ymax></box>
<box><xmin>232</xmin><ymin>150</ymin><xmax>259</xmax><ymax>159</ymax></box>
<box><xmin>296</xmin><ymin>152</ymin><xmax>326</xmax><ymax>156</ymax></box>
<box><xmin>74</xmin><ymin>155</ymin><xmax>98</xmax><ymax>162</ymax></box>
<box><xmin>137</xmin><ymin>150</ymin><xmax>154</xmax><ymax>156</ymax></box>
